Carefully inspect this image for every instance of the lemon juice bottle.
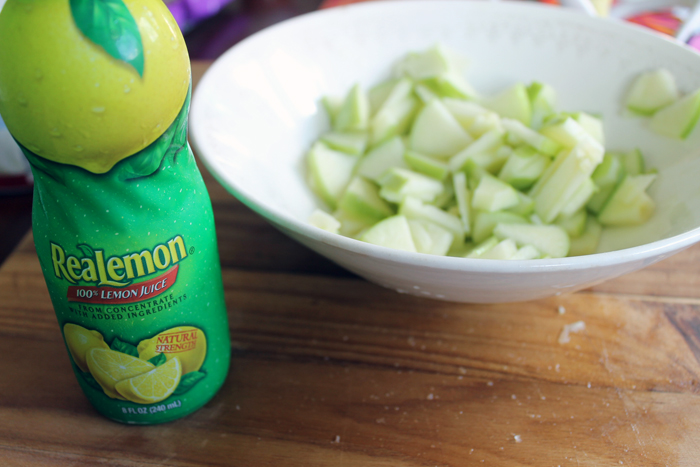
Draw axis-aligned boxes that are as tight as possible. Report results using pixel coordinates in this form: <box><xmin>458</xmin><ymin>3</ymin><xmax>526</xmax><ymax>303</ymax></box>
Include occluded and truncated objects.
<box><xmin>0</xmin><ymin>0</ymin><xmax>230</xmax><ymax>424</ymax></box>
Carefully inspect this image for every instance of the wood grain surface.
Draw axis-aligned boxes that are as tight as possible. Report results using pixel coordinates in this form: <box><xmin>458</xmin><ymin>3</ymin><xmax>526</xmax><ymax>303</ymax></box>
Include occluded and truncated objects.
<box><xmin>1</xmin><ymin>62</ymin><xmax>700</xmax><ymax>467</ymax></box>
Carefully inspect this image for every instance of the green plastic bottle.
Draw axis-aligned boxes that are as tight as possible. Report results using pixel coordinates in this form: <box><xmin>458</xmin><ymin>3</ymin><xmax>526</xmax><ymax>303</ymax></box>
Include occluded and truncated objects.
<box><xmin>0</xmin><ymin>0</ymin><xmax>230</xmax><ymax>424</ymax></box>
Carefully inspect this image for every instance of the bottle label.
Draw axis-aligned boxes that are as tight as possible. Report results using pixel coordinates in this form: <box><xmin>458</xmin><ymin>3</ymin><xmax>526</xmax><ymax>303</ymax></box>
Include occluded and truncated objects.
<box><xmin>24</xmin><ymin>89</ymin><xmax>230</xmax><ymax>424</ymax></box>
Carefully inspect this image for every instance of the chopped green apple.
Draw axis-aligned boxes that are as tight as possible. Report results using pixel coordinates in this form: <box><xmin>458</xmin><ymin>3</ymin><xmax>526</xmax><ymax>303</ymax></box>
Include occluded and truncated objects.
<box><xmin>322</xmin><ymin>95</ymin><xmax>343</xmax><ymax>127</ymax></box>
<box><xmin>463</xmin><ymin>160</ymin><xmax>489</xmax><ymax>191</ymax></box>
<box><xmin>507</xmin><ymin>191</ymin><xmax>535</xmax><ymax>217</ymax></box>
<box><xmin>452</xmin><ymin>172</ymin><xmax>472</xmax><ymax>235</ymax></box>
<box><xmin>307</xmin><ymin>141</ymin><xmax>357</xmax><ymax>210</ymax></box>
<box><xmin>570</xmin><ymin>112</ymin><xmax>605</xmax><ymax>146</ymax></box>
<box><xmin>493</xmin><ymin>223</ymin><xmax>570</xmax><ymax>258</ymax></box>
<box><xmin>482</xmin><ymin>83</ymin><xmax>532</xmax><ymax>125</ymax></box>
<box><xmin>470</xmin><ymin>238</ymin><xmax>518</xmax><ymax>260</ymax></box>
<box><xmin>498</xmin><ymin>146</ymin><xmax>551</xmax><ymax>190</ymax></box>
<box><xmin>369</xmin><ymin>78</ymin><xmax>418</xmax><ymax>145</ymax></box>
<box><xmin>625</xmin><ymin>68</ymin><xmax>679</xmax><ymax>116</ymax></box>
<box><xmin>419</xmin><ymin>70</ymin><xmax>477</xmax><ymax>100</ymax></box>
<box><xmin>472</xmin><ymin>210</ymin><xmax>528</xmax><ymax>244</ymax></box>
<box><xmin>414</xmin><ymin>83</ymin><xmax>440</xmax><ymax>104</ymax></box>
<box><xmin>468</xmin><ymin>111</ymin><xmax>504</xmax><ymax>138</ymax></box>
<box><xmin>378</xmin><ymin>167</ymin><xmax>445</xmax><ymax>203</ymax></box>
<box><xmin>471</xmin><ymin>173</ymin><xmax>520</xmax><ymax>212</ymax></box>
<box><xmin>334</xmin><ymin>207</ymin><xmax>374</xmax><ymax>238</ymax></box>
<box><xmin>338</xmin><ymin>176</ymin><xmax>395</xmax><ymax>224</ymax></box>
<box><xmin>501</xmin><ymin>118</ymin><xmax>560</xmax><ymax>156</ymax></box>
<box><xmin>528</xmin><ymin>81</ymin><xmax>557</xmax><ymax>129</ymax></box>
<box><xmin>449</xmin><ymin>128</ymin><xmax>505</xmax><ymax>172</ymax></box>
<box><xmin>334</xmin><ymin>83</ymin><xmax>370</xmax><ymax>132</ymax></box>
<box><xmin>369</xmin><ymin>78</ymin><xmax>401</xmax><ymax>116</ymax></box>
<box><xmin>442</xmin><ymin>98</ymin><xmax>492</xmax><ymax>131</ymax></box>
<box><xmin>306</xmin><ymin>45</ymin><xmax>657</xmax><ymax>260</ymax></box>
<box><xmin>540</xmin><ymin>117</ymin><xmax>604</xmax><ymax>159</ymax></box>
<box><xmin>649</xmin><ymin>88</ymin><xmax>700</xmax><ymax>139</ymax></box>
<box><xmin>430</xmin><ymin>180</ymin><xmax>455</xmax><ymax>209</ymax></box>
<box><xmin>404</xmin><ymin>150</ymin><xmax>450</xmax><ymax>180</ymax></box>
<box><xmin>586</xmin><ymin>152</ymin><xmax>626</xmax><ymax>214</ymax></box>
<box><xmin>559</xmin><ymin>177</ymin><xmax>598</xmax><ymax>218</ymax></box>
<box><xmin>466</xmin><ymin>236</ymin><xmax>499</xmax><ymax>258</ymax></box>
<box><xmin>399</xmin><ymin>196</ymin><xmax>464</xmax><ymax>241</ymax></box>
<box><xmin>598</xmin><ymin>174</ymin><xmax>656</xmax><ymax>226</ymax></box>
<box><xmin>555</xmin><ymin>209</ymin><xmax>587</xmax><ymax>238</ymax></box>
<box><xmin>320</xmin><ymin>131</ymin><xmax>368</xmax><ymax>156</ymax></box>
<box><xmin>308</xmin><ymin>209</ymin><xmax>341</xmax><ymax>234</ymax></box>
<box><xmin>393</xmin><ymin>44</ymin><xmax>463</xmax><ymax>80</ymax></box>
<box><xmin>620</xmin><ymin>148</ymin><xmax>645</xmax><ymax>176</ymax></box>
<box><xmin>360</xmin><ymin>215</ymin><xmax>417</xmax><ymax>252</ymax></box>
<box><xmin>355</xmin><ymin>136</ymin><xmax>407</xmax><ymax>181</ymax></box>
<box><xmin>408</xmin><ymin>219</ymin><xmax>454</xmax><ymax>255</ymax></box>
<box><xmin>410</xmin><ymin>99</ymin><xmax>473</xmax><ymax>157</ymax></box>
<box><xmin>568</xmin><ymin>215</ymin><xmax>602</xmax><ymax>256</ymax></box>
<box><xmin>511</xmin><ymin>244</ymin><xmax>542</xmax><ymax>260</ymax></box>
<box><xmin>529</xmin><ymin>146</ymin><xmax>601</xmax><ymax>223</ymax></box>
<box><xmin>370</xmin><ymin>94</ymin><xmax>419</xmax><ymax>146</ymax></box>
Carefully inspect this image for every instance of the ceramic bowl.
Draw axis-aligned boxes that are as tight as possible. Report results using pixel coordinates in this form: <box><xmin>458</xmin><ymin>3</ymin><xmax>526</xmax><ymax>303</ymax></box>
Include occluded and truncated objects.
<box><xmin>190</xmin><ymin>1</ymin><xmax>700</xmax><ymax>303</ymax></box>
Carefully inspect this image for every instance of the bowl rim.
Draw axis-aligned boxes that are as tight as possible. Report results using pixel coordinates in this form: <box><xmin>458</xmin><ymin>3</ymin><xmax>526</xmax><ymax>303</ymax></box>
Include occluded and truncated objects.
<box><xmin>191</xmin><ymin>0</ymin><xmax>700</xmax><ymax>274</ymax></box>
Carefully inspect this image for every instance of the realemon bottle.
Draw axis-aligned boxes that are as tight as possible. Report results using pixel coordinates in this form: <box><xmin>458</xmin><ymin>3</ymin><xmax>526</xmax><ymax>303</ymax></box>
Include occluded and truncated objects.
<box><xmin>0</xmin><ymin>0</ymin><xmax>231</xmax><ymax>424</ymax></box>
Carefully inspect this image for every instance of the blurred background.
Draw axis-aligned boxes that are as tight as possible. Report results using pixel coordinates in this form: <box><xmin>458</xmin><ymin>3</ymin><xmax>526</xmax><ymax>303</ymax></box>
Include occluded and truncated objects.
<box><xmin>172</xmin><ymin>0</ymin><xmax>322</xmax><ymax>59</ymax></box>
<box><xmin>0</xmin><ymin>0</ymin><xmax>699</xmax><ymax>264</ymax></box>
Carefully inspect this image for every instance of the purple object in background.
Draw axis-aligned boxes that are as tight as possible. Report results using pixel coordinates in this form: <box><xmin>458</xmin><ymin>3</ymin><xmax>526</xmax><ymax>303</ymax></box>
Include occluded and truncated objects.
<box><xmin>167</xmin><ymin>0</ymin><xmax>236</xmax><ymax>32</ymax></box>
<box><xmin>181</xmin><ymin>0</ymin><xmax>322</xmax><ymax>59</ymax></box>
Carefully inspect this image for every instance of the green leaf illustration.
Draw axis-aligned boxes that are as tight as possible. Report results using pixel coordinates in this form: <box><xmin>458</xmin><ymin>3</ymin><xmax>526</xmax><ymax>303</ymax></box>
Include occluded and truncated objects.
<box><xmin>70</xmin><ymin>0</ymin><xmax>144</xmax><ymax>77</ymax></box>
<box><xmin>172</xmin><ymin>371</ymin><xmax>206</xmax><ymax>395</ymax></box>
<box><xmin>110</xmin><ymin>337</ymin><xmax>139</xmax><ymax>358</ymax></box>
<box><xmin>148</xmin><ymin>353</ymin><xmax>167</xmax><ymax>367</ymax></box>
<box><xmin>76</xmin><ymin>243</ymin><xmax>95</xmax><ymax>258</ymax></box>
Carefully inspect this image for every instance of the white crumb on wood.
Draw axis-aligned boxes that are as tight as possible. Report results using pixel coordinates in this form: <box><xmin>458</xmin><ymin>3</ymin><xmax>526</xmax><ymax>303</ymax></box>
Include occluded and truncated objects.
<box><xmin>333</xmin><ymin>435</ymin><xmax>340</xmax><ymax>443</ymax></box>
<box><xmin>514</xmin><ymin>434</ymin><xmax>522</xmax><ymax>443</ymax></box>
<box><xmin>558</xmin><ymin>321</ymin><xmax>586</xmax><ymax>344</ymax></box>
<box><xmin>558</xmin><ymin>306</ymin><xmax>566</xmax><ymax>314</ymax></box>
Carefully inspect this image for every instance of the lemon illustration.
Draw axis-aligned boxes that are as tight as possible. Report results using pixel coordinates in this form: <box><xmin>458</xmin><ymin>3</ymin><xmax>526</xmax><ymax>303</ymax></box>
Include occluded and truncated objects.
<box><xmin>115</xmin><ymin>357</ymin><xmax>181</xmax><ymax>404</ymax></box>
<box><xmin>63</xmin><ymin>323</ymin><xmax>110</xmax><ymax>373</ymax></box>
<box><xmin>137</xmin><ymin>326</ymin><xmax>206</xmax><ymax>375</ymax></box>
<box><xmin>86</xmin><ymin>347</ymin><xmax>155</xmax><ymax>400</ymax></box>
<box><xmin>0</xmin><ymin>0</ymin><xmax>190</xmax><ymax>173</ymax></box>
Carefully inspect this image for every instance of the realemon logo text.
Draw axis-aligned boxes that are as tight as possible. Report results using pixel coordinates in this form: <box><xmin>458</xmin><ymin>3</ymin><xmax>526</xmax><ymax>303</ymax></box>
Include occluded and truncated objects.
<box><xmin>50</xmin><ymin>235</ymin><xmax>188</xmax><ymax>287</ymax></box>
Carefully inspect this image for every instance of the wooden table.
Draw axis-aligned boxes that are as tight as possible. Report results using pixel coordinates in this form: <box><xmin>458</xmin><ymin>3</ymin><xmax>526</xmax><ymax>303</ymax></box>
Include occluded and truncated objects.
<box><xmin>2</xmin><ymin>62</ymin><xmax>700</xmax><ymax>467</ymax></box>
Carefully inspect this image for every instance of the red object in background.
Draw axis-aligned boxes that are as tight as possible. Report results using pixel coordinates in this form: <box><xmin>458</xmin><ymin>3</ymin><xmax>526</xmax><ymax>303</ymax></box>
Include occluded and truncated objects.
<box><xmin>320</xmin><ymin>0</ymin><xmax>371</xmax><ymax>7</ymax></box>
<box><xmin>317</xmin><ymin>0</ymin><xmax>700</xmax><ymax>51</ymax></box>
<box><xmin>625</xmin><ymin>7</ymin><xmax>700</xmax><ymax>51</ymax></box>
<box><xmin>627</xmin><ymin>8</ymin><xmax>682</xmax><ymax>35</ymax></box>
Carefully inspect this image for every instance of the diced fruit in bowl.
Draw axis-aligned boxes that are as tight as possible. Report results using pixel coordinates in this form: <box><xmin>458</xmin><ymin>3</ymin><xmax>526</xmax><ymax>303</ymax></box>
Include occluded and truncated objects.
<box><xmin>190</xmin><ymin>1</ymin><xmax>700</xmax><ymax>302</ymax></box>
<box><xmin>302</xmin><ymin>45</ymin><xmax>699</xmax><ymax>259</ymax></box>
<box><xmin>625</xmin><ymin>68</ymin><xmax>679</xmax><ymax>117</ymax></box>
<box><xmin>649</xmin><ymin>89</ymin><xmax>700</xmax><ymax>140</ymax></box>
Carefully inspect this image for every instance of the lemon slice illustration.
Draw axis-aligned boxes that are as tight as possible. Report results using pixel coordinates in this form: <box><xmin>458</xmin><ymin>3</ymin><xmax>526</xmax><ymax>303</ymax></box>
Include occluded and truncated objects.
<box><xmin>86</xmin><ymin>348</ymin><xmax>155</xmax><ymax>400</ymax></box>
<box><xmin>115</xmin><ymin>357</ymin><xmax>182</xmax><ymax>404</ymax></box>
<box><xmin>63</xmin><ymin>323</ymin><xmax>109</xmax><ymax>373</ymax></box>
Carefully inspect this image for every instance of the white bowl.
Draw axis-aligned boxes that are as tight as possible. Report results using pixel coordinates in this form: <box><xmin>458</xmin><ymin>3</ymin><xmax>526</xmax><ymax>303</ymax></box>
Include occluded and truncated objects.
<box><xmin>191</xmin><ymin>0</ymin><xmax>700</xmax><ymax>303</ymax></box>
